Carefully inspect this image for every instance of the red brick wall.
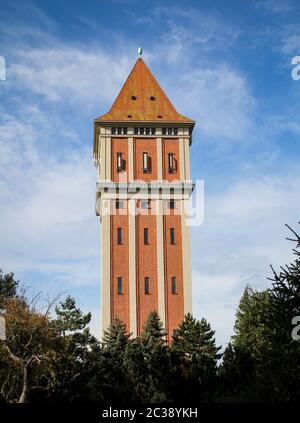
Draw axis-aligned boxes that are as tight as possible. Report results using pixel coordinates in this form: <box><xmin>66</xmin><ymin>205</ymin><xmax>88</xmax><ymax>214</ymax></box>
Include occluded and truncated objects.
<box><xmin>111</xmin><ymin>137</ymin><xmax>128</xmax><ymax>182</ymax></box>
<box><xmin>110</xmin><ymin>200</ymin><xmax>130</xmax><ymax>331</ymax></box>
<box><xmin>136</xmin><ymin>200</ymin><xmax>158</xmax><ymax>335</ymax></box>
<box><xmin>162</xmin><ymin>138</ymin><xmax>180</xmax><ymax>181</ymax></box>
<box><xmin>109</xmin><ymin>136</ymin><xmax>185</xmax><ymax>341</ymax></box>
<box><xmin>163</xmin><ymin>203</ymin><xmax>184</xmax><ymax>342</ymax></box>
<box><xmin>134</xmin><ymin>138</ymin><xmax>157</xmax><ymax>181</ymax></box>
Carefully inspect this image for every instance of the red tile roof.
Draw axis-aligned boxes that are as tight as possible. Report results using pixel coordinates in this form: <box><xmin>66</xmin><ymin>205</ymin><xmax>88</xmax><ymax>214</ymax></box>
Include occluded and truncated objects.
<box><xmin>96</xmin><ymin>58</ymin><xmax>194</xmax><ymax>123</ymax></box>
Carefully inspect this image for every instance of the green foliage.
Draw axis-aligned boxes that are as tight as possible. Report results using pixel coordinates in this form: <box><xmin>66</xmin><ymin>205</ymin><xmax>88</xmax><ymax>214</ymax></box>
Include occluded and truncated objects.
<box><xmin>0</xmin><ymin>270</ymin><xmax>18</xmax><ymax>307</ymax></box>
<box><xmin>220</xmin><ymin>226</ymin><xmax>300</xmax><ymax>401</ymax></box>
<box><xmin>102</xmin><ymin>317</ymin><xmax>130</xmax><ymax>353</ymax></box>
<box><xmin>233</xmin><ymin>287</ymin><xmax>274</xmax><ymax>357</ymax></box>
<box><xmin>1</xmin><ymin>224</ymin><xmax>300</xmax><ymax>403</ymax></box>
<box><xmin>55</xmin><ymin>295</ymin><xmax>92</xmax><ymax>336</ymax></box>
<box><xmin>140</xmin><ymin>310</ymin><xmax>166</xmax><ymax>348</ymax></box>
<box><xmin>124</xmin><ymin>312</ymin><xmax>171</xmax><ymax>403</ymax></box>
<box><xmin>171</xmin><ymin>313</ymin><xmax>221</xmax><ymax>402</ymax></box>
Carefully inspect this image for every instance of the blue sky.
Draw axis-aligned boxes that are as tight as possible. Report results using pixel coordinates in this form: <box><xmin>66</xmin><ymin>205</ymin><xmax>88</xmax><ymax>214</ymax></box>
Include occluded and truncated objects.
<box><xmin>1</xmin><ymin>0</ymin><xmax>300</xmax><ymax>347</ymax></box>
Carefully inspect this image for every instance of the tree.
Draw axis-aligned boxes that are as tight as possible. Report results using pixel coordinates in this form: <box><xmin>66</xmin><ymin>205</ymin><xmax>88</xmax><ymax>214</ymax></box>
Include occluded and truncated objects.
<box><xmin>49</xmin><ymin>296</ymin><xmax>97</xmax><ymax>402</ymax></box>
<box><xmin>233</xmin><ymin>287</ymin><xmax>274</xmax><ymax>357</ymax></box>
<box><xmin>227</xmin><ymin>224</ymin><xmax>300</xmax><ymax>402</ymax></box>
<box><xmin>140</xmin><ymin>311</ymin><xmax>166</xmax><ymax>349</ymax></box>
<box><xmin>83</xmin><ymin>318</ymin><xmax>132</xmax><ymax>403</ymax></box>
<box><xmin>0</xmin><ymin>270</ymin><xmax>18</xmax><ymax>307</ymax></box>
<box><xmin>102</xmin><ymin>317</ymin><xmax>130</xmax><ymax>353</ymax></box>
<box><xmin>218</xmin><ymin>342</ymin><xmax>255</xmax><ymax>402</ymax></box>
<box><xmin>55</xmin><ymin>296</ymin><xmax>91</xmax><ymax>336</ymax></box>
<box><xmin>171</xmin><ymin>313</ymin><xmax>221</xmax><ymax>402</ymax></box>
<box><xmin>267</xmin><ymin>224</ymin><xmax>300</xmax><ymax>400</ymax></box>
<box><xmin>124</xmin><ymin>312</ymin><xmax>171</xmax><ymax>403</ymax></box>
<box><xmin>0</xmin><ymin>293</ymin><xmax>58</xmax><ymax>403</ymax></box>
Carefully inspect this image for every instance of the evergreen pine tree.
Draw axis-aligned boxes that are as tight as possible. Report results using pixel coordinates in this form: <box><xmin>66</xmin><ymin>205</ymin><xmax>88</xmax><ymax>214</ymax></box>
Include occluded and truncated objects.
<box><xmin>140</xmin><ymin>310</ymin><xmax>166</xmax><ymax>349</ymax></box>
<box><xmin>124</xmin><ymin>311</ymin><xmax>170</xmax><ymax>402</ymax></box>
<box><xmin>102</xmin><ymin>317</ymin><xmax>130</xmax><ymax>353</ymax></box>
<box><xmin>171</xmin><ymin>313</ymin><xmax>221</xmax><ymax>402</ymax></box>
<box><xmin>0</xmin><ymin>270</ymin><xmax>18</xmax><ymax>307</ymax></box>
<box><xmin>85</xmin><ymin>318</ymin><xmax>132</xmax><ymax>403</ymax></box>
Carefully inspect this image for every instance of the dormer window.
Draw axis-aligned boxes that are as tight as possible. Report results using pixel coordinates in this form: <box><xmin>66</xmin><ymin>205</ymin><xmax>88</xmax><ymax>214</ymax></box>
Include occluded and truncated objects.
<box><xmin>134</xmin><ymin>127</ymin><xmax>156</xmax><ymax>135</ymax></box>
<box><xmin>117</xmin><ymin>152</ymin><xmax>124</xmax><ymax>172</ymax></box>
<box><xmin>168</xmin><ymin>153</ymin><xmax>176</xmax><ymax>173</ymax></box>
<box><xmin>143</xmin><ymin>152</ymin><xmax>151</xmax><ymax>173</ymax></box>
<box><xmin>111</xmin><ymin>127</ymin><xmax>128</xmax><ymax>135</ymax></box>
<box><xmin>162</xmin><ymin>128</ymin><xmax>179</xmax><ymax>136</ymax></box>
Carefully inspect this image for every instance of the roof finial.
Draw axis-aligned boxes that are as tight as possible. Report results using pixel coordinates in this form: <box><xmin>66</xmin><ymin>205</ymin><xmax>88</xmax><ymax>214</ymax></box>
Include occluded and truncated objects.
<box><xmin>138</xmin><ymin>47</ymin><xmax>143</xmax><ymax>57</ymax></box>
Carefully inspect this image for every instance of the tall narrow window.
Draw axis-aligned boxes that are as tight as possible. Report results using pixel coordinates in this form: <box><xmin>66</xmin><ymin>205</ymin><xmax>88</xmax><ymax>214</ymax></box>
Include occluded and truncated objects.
<box><xmin>162</xmin><ymin>128</ymin><xmax>166</xmax><ymax>135</ymax></box>
<box><xmin>117</xmin><ymin>227</ymin><xmax>123</xmax><ymax>245</ymax></box>
<box><xmin>141</xmin><ymin>200</ymin><xmax>151</xmax><ymax>209</ymax></box>
<box><xmin>117</xmin><ymin>152</ymin><xmax>123</xmax><ymax>172</ymax></box>
<box><xmin>144</xmin><ymin>228</ymin><xmax>149</xmax><ymax>245</ymax></box>
<box><xmin>172</xmin><ymin>329</ymin><xmax>178</xmax><ymax>338</ymax></box>
<box><xmin>168</xmin><ymin>200</ymin><xmax>176</xmax><ymax>209</ymax></box>
<box><xmin>117</xmin><ymin>277</ymin><xmax>123</xmax><ymax>294</ymax></box>
<box><xmin>143</xmin><ymin>152</ymin><xmax>151</xmax><ymax>173</ymax></box>
<box><xmin>144</xmin><ymin>277</ymin><xmax>150</xmax><ymax>294</ymax></box>
<box><xmin>171</xmin><ymin>277</ymin><xmax>177</xmax><ymax>295</ymax></box>
<box><xmin>168</xmin><ymin>153</ymin><xmax>175</xmax><ymax>173</ymax></box>
<box><xmin>170</xmin><ymin>228</ymin><xmax>175</xmax><ymax>245</ymax></box>
<box><xmin>116</xmin><ymin>200</ymin><xmax>124</xmax><ymax>209</ymax></box>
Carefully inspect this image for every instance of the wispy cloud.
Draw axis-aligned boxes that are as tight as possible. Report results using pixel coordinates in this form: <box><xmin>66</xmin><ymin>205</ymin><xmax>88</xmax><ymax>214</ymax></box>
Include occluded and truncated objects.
<box><xmin>172</xmin><ymin>65</ymin><xmax>255</xmax><ymax>140</ymax></box>
<box><xmin>254</xmin><ymin>0</ymin><xmax>293</xmax><ymax>14</ymax></box>
<box><xmin>191</xmin><ymin>174</ymin><xmax>300</xmax><ymax>346</ymax></box>
<box><xmin>1</xmin><ymin>0</ymin><xmax>299</xmax><ymax>344</ymax></box>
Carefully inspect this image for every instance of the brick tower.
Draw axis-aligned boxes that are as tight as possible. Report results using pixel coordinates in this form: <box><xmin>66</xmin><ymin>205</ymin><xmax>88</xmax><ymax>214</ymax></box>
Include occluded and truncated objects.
<box><xmin>93</xmin><ymin>55</ymin><xmax>195</xmax><ymax>342</ymax></box>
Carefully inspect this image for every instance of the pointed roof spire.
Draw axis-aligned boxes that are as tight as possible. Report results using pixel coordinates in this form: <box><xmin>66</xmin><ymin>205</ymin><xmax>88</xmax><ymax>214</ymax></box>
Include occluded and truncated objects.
<box><xmin>96</xmin><ymin>58</ymin><xmax>194</xmax><ymax>123</ymax></box>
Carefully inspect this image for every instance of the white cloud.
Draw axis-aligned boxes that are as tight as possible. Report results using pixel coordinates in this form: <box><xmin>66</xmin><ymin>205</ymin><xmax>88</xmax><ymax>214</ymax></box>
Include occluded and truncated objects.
<box><xmin>0</xmin><ymin>107</ymin><xmax>99</xmax><ymax>285</ymax></box>
<box><xmin>1</xmin><ymin>4</ymin><xmax>299</xmax><ymax>347</ymax></box>
<box><xmin>171</xmin><ymin>65</ymin><xmax>255</xmax><ymax>140</ymax></box>
<box><xmin>281</xmin><ymin>33</ymin><xmax>300</xmax><ymax>55</ymax></box>
<box><xmin>254</xmin><ymin>0</ymin><xmax>293</xmax><ymax>14</ymax></box>
<box><xmin>191</xmin><ymin>175</ymin><xmax>300</xmax><ymax>347</ymax></box>
<box><xmin>9</xmin><ymin>47</ymin><xmax>132</xmax><ymax>108</ymax></box>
